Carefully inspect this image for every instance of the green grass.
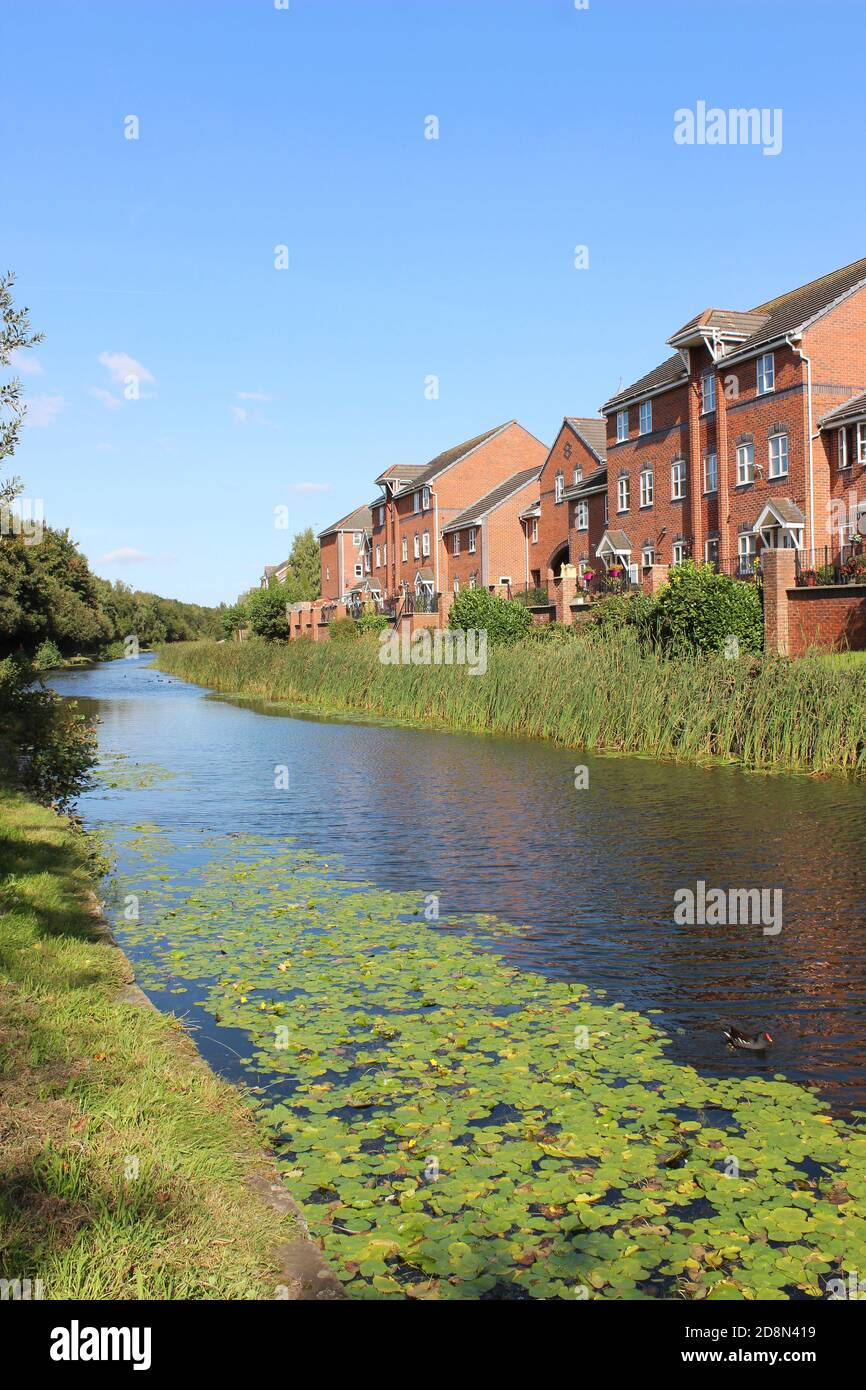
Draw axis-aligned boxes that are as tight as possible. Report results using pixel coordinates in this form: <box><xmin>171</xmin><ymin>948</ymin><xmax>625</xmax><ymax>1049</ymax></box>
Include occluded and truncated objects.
<box><xmin>155</xmin><ymin>634</ymin><xmax>866</xmax><ymax>777</ymax></box>
<box><xmin>0</xmin><ymin>789</ymin><xmax>299</xmax><ymax>1299</ymax></box>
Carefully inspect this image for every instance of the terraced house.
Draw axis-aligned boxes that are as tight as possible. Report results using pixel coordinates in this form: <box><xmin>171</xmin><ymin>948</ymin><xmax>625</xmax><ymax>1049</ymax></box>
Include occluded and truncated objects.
<box><xmin>595</xmin><ymin>256</ymin><xmax>866</xmax><ymax>590</ymax></box>
<box><xmin>318</xmin><ymin>504</ymin><xmax>373</xmax><ymax>601</ymax></box>
<box><xmin>442</xmin><ymin>467</ymin><xmax>541</xmax><ymax>593</ymax></box>
<box><xmin>530</xmin><ymin>417</ymin><xmax>608</xmax><ymax>593</ymax></box>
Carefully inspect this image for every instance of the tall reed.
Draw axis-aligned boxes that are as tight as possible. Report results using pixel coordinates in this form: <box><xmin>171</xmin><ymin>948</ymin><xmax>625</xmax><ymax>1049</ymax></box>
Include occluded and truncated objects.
<box><xmin>154</xmin><ymin>635</ymin><xmax>866</xmax><ymax>777</ymax></box>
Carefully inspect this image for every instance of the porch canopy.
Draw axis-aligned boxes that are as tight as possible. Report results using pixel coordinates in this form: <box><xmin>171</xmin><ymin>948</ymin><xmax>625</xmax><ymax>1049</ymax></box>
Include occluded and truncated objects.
<box><xmin>596</xmin><ymin>529</ymin><xmax>632</xmax><ymax>567</ymax></box>
<box><xmin>413</xmin><ymin>567</ymin><xmax>435</xmax><ymax>592</ymax></box>
<box><xmin>752</xmin><ymin>499</ymin><xmax>805</xmax><ymax>550</ymax></box>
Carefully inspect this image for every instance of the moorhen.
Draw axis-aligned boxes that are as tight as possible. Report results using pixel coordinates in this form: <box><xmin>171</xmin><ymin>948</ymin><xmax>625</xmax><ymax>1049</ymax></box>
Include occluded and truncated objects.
<box><xmin>723</xmin><ymin>1026</ymin><xmax>773</xmax><ymax>1052</ymax></box>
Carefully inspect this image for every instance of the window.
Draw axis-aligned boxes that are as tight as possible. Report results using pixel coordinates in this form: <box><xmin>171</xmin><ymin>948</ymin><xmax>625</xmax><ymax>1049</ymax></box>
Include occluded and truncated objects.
<box><xmin>469</xmin><ymin>573</ymin><xmax>477</xmax><ymax>590</ymax></box>
<box><xmin>375</xmin><ymin>545</ymin><xmax>381</xmax><ymax>567</ymax></box>
<box><xmin>736</xmin><ymin>441</ymin><xmax>755</xmax><ymax>485</ymax></box>
<box><xmin>573</xmin><ymin>466</ymin><xmax>583</xmax><ymax>485</ymax></box>
<box><xmin>422</xmin><ymin>530</ymin><xmax>430</xmax><ymax>557</ymax></box>
<box><xmin>639</xmin><ymin>400</ymin><xmax>653</xmax><ymax>435</ymax></box>
<box><xmin>757</xmin><ymin>352</ymin><xmax>775</xmax><ymax>395</ymax></box>
<box><xmin>413</xmin><ymin>491</ymin><xmax>420</xmax><ymax>513</ymax></box>
<box><xmin>703</xmin><ymin>452</ymin><xmax>718</xmax><ymax>493</ymax></box>
<box><xmin>402</xmin><ymin>537</ymin><xmax>408</xmax><ymax>562</ymax></box>
<box><xmin>705</xmin><ymin>538</ymin><xmax>719</xmax><ymax>566</ymax></box>
<box><xmin>838</xmin><ymin>423</ymin><xmax>866</xmax><ymax>468</ymax></box>
<box><xmin>468</xmin><ymin>526</ymin><xmax>477</xmax><ymax>553</ymax></box>
<box><xmin>701</xmin><ymin>373</ymin><xmax>716</xmax><ymax>415</ymax></box>
<box><xmin>576</xmin><ymin>500</ymin><xmax>589</xmax><ymax>530</ymax></box>
<box><xmin>617</xmin><ymin>476</ymin><xmax>630</xmax><ymax>512</ymax></box>
<box><xmin>555</xmin><ymin>471</ymin><xmax>564</xmax><ymax>504</ymax></box>
<box><xmin>769</xmin><ymin>432</ymin><xmax>789</xmax><ymax>478</ymax></box>
<box><xmin>603</xmin><ymin>495</ymin><xmax>609</xmax><ymax>525</ymax></box>
<box><xmin>413</xmin><ymin>533</ymin><xmax>420</xmax><ymax>559</ymax></box>
<box><xmin>642</xmin><ymin>546</ymin><xmax>655</xmax><ymax>567</ymax></box>
<box><xmin>531</xmin><ymin>518</ymin><xmax>538</xmax><ymax>544</ymax></box>
<box><xmin>326</xmin><ymin>565</ymin><xmax>331</xmax><ymax>581</ymax></box>
<box><xmin>672</xmin><ymin>541</ymin><xmax>688</xmax><ymax>565</ymax></box>
<box><xmin>383</xmin><ymin>543</ymin><xmax>387</xmax><ymax>565</ymax></box>
<box><xmin>616</xmin><ymin>409</ymin><xmax>629</xmax><ymax>443</ymax></box>
<box><xmin>354</xmin><ymin>530</ymin><xmax>364</xmax><ymax>547</ymax></box>
<box><xmin>640</xmin><ymin>468</ymin><xmax>654</xmax><ymax>507</ymax></box>
<box><xmin>422</xmin><ymin>485</ymin><xmax>431</xmax><ymax>510</ymax></box>
<box><xmin>738</xmin><ymin>532</ymin><xmax>756</xmax><ymax>574</ymax></box>
<box><xmin>453</xmin><ymin>577</ymin><xmax>460</xmax><ymax>593</ymax></box>
<box><xmin>354</xmin><ymin>563</ymin><xmax>363</xmax><ymax>579</ymax></box>
<box><xmin>499</xmin><ymin>576</ymin><xmax>512</xmax><ymax>587</ymax></box>
<box><xmin>453</xmin><ymin>531</ymin><xmax>460</xmax><ymax>555</ymax></box>
<box><xmin>671</xmin><ymin>459</ymin><xmax>687</xmax><ymax>500</ymax></box>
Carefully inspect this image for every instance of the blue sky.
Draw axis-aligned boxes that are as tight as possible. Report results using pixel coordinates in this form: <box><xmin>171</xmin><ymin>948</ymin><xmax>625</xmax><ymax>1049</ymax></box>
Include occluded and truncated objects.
<box><xmin>5</xmin><ymin>0</ymin><xmax>866</xmax><ymax>605</ymax></box>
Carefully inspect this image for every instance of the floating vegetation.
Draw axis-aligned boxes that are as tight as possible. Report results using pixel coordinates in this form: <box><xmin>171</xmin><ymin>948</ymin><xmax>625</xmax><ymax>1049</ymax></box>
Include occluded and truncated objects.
<box><xmin>96</xmin><ymin>752</ymin><xmax>179</xmax><ymax>792</ymax></box>
<box><xmin>117</xmin><ymin>833</ymin><xmax>866</xmax><ymax>1300</ymax></box>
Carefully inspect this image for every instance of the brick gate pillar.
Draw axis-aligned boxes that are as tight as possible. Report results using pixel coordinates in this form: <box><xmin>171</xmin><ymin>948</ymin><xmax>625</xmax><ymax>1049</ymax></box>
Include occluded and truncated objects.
<box><xmin>556</xmin><ymin>564</ymin><xmax>578</xmax><ymax>624</ymax></box>
<box><xmin>762</xmin><ymin>549</ymin><xmax>796</xmax><ymax>656</ymax></box>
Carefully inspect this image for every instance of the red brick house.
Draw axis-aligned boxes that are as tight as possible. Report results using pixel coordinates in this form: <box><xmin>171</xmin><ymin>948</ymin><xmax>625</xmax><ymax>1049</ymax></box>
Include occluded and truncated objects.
<box><xmin>532</xmin><ymin>417</ymin><xmax>608</xmax><ymax>590</ymax></box>
<box><xmin>317</xmin><ymin>504</ymin><xmax>373</xmax><ymax>600</ymax></box>
<box><xmin>441</xmin><ymin>467</ymin><xmax>541</xmax><ymax>593</ymax></box>
<box><xmin>370</xmin><ymin>421</ymin><xmax>547</xmax><ymax>600</ymax></box>
<box><xmin>595</xmin><ymin>257</ymin><xmax>866</xmax><ymax>589</ymax></box>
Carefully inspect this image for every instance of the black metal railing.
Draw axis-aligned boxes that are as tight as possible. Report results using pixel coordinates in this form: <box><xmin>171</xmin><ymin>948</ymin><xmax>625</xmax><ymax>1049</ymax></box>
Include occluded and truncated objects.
<box><xmin>795</xmin><ymin>544</ymin><xmax>866</xmax><ymax>587</ymax></box>
<box><xmin>510</xmin><ymin>584</ymin><xmax>551</xmax><ymax>606</ymax></box>
<box><xmin>581</xmin><ymin>568</ymin><xmax>640</xmax><ymax>597</ymax></box>
<box><xmin>404</xmin><ymin>590</ymin><xmax>438</xmax><ymax>615</ymax></box>
<box><xmin>713</xmin><ymin>556</ymin><xmax>763</xmax><ymax>584</ymax></box>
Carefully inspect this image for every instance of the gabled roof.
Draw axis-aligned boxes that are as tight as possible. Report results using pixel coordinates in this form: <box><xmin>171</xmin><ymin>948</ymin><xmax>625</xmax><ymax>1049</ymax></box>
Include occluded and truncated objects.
<box><xmin>754</xmin><ymin>499</ymin><xmax>805</xmax><ymax>530</ymax></box>
<box><xmin>393</xmin><ymin>423</ymin><xmax>512</xmax><ymax>496</ymax></box>
<box><xmin>565</xmin><ymin>416</ymin><xmax>607</xmax><ymax>464</ymax></box>
<box><xmin>564</xmin><ymin>464</ymin><xmax>607</xmax><ymax>500</ymax></box>
<box><xmin>667</xmin><ymin>308</ymin><xmax>770</xmax><ymax>345</ymax></box>
<box><xmin>818</xmin><ymin>390</ymin><xmax>866</xmax><ymax>429</ymax></box>
<box><xmin>373</xmin><ymin>463</ymin><xmax>427</xmax><ymax>487</ymax></box>
<box><xmin>604</xmin><ymin>256</ymin><xmax>866</xmax><ymax>412</ymax></box>
<box><xmin>597</xmin><ymin>529</ymin><xmax>632</xmax><ymax>553</ymax></box>
<box><xmin>440</xmin><ymin>467</ymin><xmax>541</xmax><ymax>534</ymax></box>
<box><xmin>318</xmin><ymin>503</ymin><xmax>373</xmax><ymax>539</ymax></box>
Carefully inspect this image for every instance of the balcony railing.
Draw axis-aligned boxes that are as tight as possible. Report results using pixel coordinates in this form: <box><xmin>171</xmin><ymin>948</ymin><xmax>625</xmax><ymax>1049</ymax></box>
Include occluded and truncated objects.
<box><xmin>795</xmin><ymin>544</ymin><xmax>866</xmax><ymax>587</ymax></box>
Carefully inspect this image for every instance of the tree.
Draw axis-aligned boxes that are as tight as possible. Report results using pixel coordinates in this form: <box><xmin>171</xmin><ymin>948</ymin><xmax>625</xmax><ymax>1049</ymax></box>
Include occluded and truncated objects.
<box><xmin>281</xmin><ymin>528</ymin><xmax>321</xmax><ymax>602</ymax></box>
<box><xmin>1</xmin><ymin>270</ymin><xmax>43</xmax><ymax>507</ymax></box>
<box><xmin>246</xmin><ymin>585</ymin><xmax>289</xmax><ymax>640</ymax></box>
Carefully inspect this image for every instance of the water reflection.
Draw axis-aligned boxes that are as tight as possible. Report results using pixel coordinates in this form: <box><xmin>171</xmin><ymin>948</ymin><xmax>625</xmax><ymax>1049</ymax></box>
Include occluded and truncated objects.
<box><xmin>51</xmin><ymin>658</ymin><xmax>866</xmax><ymax>1109</ymax></box>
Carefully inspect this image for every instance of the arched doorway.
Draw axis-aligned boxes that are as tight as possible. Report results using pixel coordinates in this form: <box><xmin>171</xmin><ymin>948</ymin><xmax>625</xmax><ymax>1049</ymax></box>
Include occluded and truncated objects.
<box><xmin>546</xmin><ymin>542</ymin><xmax>570</xmax><ymax>585</ymax></box>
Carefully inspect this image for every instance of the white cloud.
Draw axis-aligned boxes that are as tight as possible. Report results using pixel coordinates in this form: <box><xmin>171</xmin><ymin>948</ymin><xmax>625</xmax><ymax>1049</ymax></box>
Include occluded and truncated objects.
<box><xmin>23</xmin><ymin>395</ymin><xmax>64</xmax><ymax>427</ymax></box>
<box><xmin>236</xmin><ymin>390</ymin><xmax>271</xmax><ymax>402</ymax></box>
<box><xmin>97</xmin><ymin>351</ymin><xmax>155</xmax><ymax>385</ymax></box>
<box><xmin>231</xmin><ymin>405</ymin><xmax>248</xmax><ymax>423</ymax></box>
<box><xmin>99</xmin><ymin>547</ymin><xmax>155</xmax><ymax>565</ymax></box>
<box><xmin>91</xmin><ymin>386</ymin><xmax>123</xmax><ymax>411</ymax></box>
<box><xmin>288</xmin><ymin>481</ymin><xmax>332</xmax><ymax>494</ymax></box>
<box><xmin>10</xmin><ymin>350</ymin><xmax>44</xmax><ymax>376</ymax></box>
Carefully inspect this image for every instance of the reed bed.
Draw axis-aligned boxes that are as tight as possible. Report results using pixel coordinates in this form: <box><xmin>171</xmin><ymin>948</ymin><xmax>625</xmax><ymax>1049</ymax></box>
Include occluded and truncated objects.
<box><xmin>155</xmin><ymin>635</ymin><xmax>866</xmax><ymax>777</ymax></box>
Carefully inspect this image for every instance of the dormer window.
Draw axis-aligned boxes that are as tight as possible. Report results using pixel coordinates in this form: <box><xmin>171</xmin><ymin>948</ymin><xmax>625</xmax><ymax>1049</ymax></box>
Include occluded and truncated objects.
<box><xmin>422</xmin><ymin>485</ymin><xmax>431</xmax><ymax>510</ymax></box>
<box><xmin>639</xmin><ymin>400</ymin><xmax>653</xmax><ymax>435</ymax></box>
<box><xmin>573</xmin><ymin>466</ymin><xmax>583</xmax><ymax>485</ymax></box>
<box><xmin>413</xmin><ymin>491</ymin><xmax>420</xmax><ymax>513</ymax></box>
<box><xmin>616</xmin><ymin>409</ymin><xmax>629</xmax><ymax>442</ymax></box>
<box><xmin>757</xmin><ymin>353</ymin><xmax>775</xmax><ymax>395</ymax></box>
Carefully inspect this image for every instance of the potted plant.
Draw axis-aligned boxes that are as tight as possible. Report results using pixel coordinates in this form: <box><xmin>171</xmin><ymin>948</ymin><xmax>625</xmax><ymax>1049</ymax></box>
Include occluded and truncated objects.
<box><xmin>799</xmin><ymin>568</ymin><xmax>817</xmax><ymax>588</ymax></box>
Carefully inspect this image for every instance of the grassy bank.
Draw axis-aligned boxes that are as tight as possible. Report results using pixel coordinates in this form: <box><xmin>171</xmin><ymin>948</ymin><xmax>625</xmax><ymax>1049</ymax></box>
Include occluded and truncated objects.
<box><xmin>0</xmin><ymin>789</ymin><xmax>303</xmax><ymax>1299</ymax></box>
<box><xmin>155</xmin><ymin>635</ymin><xmax>866</xmax><ymax>777</ymax></box>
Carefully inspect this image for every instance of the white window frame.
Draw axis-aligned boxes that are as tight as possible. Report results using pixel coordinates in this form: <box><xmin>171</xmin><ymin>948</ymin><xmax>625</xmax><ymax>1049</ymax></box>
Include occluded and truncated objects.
<box><xmin>701</xmin><ymin>372</ymin><xmax>716</xmax><ymax>415</ymax></box>
<box><xmin>576</xmin><ymin>500</ymin><xmax>589</xmax><ymax>531</ymax></box>
<box><xmin>413</xmin><ymin>533</ymin><xmax>420</xmax><ymax>560</ymax></box>
<box><xmin>453</xmin><ymin>531</ymin><xmax>460</xmax><ymax>555</ymax></box>
<box><xmin>639</xmin><ymin>468</ymin><xmax>654</xmax><ymax>508</ymax></box>
<box><xmin>354</xmin><ymin>530</ymin><xmax>364</xmax><ymax>547</ymax></box>
<box><xmin>639</xmin><ymin>400</ymin><xmax>653</xmax><ymax>435</ymax></box>
<box><xmin>422</xmin><ymin>485</ymin><xmax>431</xmax><ymax>510</ymax></box>
<box><xmin>413</xmin><ymin>491</ymin><xmax>420</xmax><ymax>513</ymax></box>
<box><xmin>703</xmin><ymin>452</ymin><xmax>718</xmax><ymax>494</ymax></box>
<box><xmin>468</xmin><ymin>573</ymin><xmax>477</xmax><ymax>590</ymax></box>
<box><xmin>769</xmin><ymin>431</ymin><xmax>789</xmax><ymax>478</ymax></box>
<box><xmin>383</xmin><ymin>543</ymin><xmax>387</xmax><ymax>565</ymax></box>
<box><xmin>468</xmin><ymin>526</ymin><xmax>477</xmax><ymax>554</ymax></box>
<box><xmin>738</xmin><ymin>532</ymin><xmax>756</xmax><ymax>573</ymax></box>
<box><xmin>354</xmin><ymin>563</ymin><xmax>363</xmax><ymax>579</ymax></box>
<box><xmin>453</xmin><ymin>577</ymin><xmax>460</xmax><ymax>593</ymax></box>
<box><xmin>422</xmin><ymin>530</ymin><xmax>430</xmax><ymax>557</ymax></box>
<box><xmin>375</xmin><ymin>545</ymin><xmax>381</xmax><ymax>567</ymax></box>
<box><xmin>554</xmin><ymin>471</ymin><xmax>564</xmax><ymax>504</ymax></box>
<box><xmin>401</xmin><ymin>537</ymin><xmax>408</xmax><ymax>562</ymax></box>
<box><xmin>705</xmin><ymin>537</ymin><xmax>719</xmax><ymax>565</ymax></box>
<box><xmin>573</xmin><ymin>466</ymin><xmax>583</xmax><ymax>485</ymax></box>
<box><xmin>616</xmin><ymin>409</ymin><xmax>629</xmax><ymax>442</ymax></box>
<box><xmin>672</xmin><ymin>541</ymin><xmax>688</xmax><ymax>565</ymax></box>
<box><xmin>757</xmin><ymin>352</ymin><xmax>775</xmax><ymax>395</ymax></box>
<box><xmin>736</xmin><ymin>441</ymin><xmax>755</xmax><ymax>485</ymax></box>
<box><xmin>603</xmin><ymin>495</ymin><xmax>609</xmax><ymax>525</ymax></box>
<box><xmin>641</xmin><ymin>546</ymin><xmax>655</xmax><ymax>567</ymax></box>
<box><xmin>671</xmin><ymin>459</ymin><xmax>687</xmax><ymax>500</ymax></box>
<box><xmin>617</xmin><ymin>476</ymin><xmax>630</xmax><ymax>512</ymax></box>
<box><xmin>530</xmin><ymin>518</ymin><xmax>538</xmax><ymax>544</ymax></box>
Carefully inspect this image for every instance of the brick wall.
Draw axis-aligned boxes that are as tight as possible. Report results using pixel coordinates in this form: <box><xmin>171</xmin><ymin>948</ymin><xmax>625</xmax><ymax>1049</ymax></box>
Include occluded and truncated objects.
<box><xmin>786</xmin><ymin>587</ymin><xmax>866</xmax><ymax>655</ymax></box>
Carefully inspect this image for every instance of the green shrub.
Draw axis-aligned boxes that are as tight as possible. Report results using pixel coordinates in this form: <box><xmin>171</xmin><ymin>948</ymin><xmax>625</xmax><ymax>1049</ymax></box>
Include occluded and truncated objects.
<box><xmin>449</xmin><ymin>588</ymin><xmax>532</xmax><ymax>646</ymax></box>
<box><xmin>590</xmin><ymin>592</ymin><xmax>654</xmax><ymax>637</ymax></box>
<box><xmin>356</xmin><ymin>611</ymin><xmax>390</xmax><ymax>636</ymax></box>
<box><xmin>33</xmin><ymin>639</ymin><xmax>64</xmax><ymax>670</ymax></box>
<box><xmin>245</xmin><ymin>586</ymin><xmax>288</xmax><ymax>642</ymax></box>
<box><xmin>0</xmin><ymin>655</ymin><xmax>97</xmax><ymax>809</ymax></box>
<box><xmin>329</xmin><ymin>616</ymin><xmax>359</xmax><ymax>641</ymax></box>
<box><xmin>650</xmin><ymin>561</ymin><xmax>763</xmax><ymax>655</ymax></box>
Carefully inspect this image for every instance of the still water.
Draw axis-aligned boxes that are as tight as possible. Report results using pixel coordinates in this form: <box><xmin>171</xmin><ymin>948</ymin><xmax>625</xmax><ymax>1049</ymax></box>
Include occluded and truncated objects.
<box><xmin>52</xmin><ymin>656</ymin><xmax>866</xmax><ymax>1110</ymax></box>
